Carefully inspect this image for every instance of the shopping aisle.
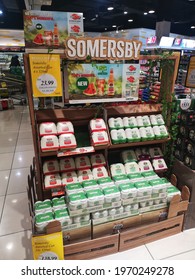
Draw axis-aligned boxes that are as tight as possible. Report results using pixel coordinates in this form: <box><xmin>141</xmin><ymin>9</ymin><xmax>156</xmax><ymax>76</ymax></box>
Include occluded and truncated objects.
<box><xmin>0</xmin><ymin>106</ymin><xmax>195</xmax><ymax>260</ymax></box>
<box><xmin>0</xmin><ymin>106</ymin><xmax>34</xmax><ymax>260</ymax></box>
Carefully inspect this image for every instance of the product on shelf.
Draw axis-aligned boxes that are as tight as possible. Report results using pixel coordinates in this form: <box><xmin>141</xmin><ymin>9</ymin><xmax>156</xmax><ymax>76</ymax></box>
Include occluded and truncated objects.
<box><xmin>59</xmin><ymin>157</ymin><xmax>76</xmax><ymax>172</ymax></box>
<box><xmin>149</xmin><ymin>178</ymin><xmax>168</xmax><ymax>195</ymax></box>
<box><xmin>138</xmin><ymin>160</ymin><xmax>153</xmax><ymax>172</ymax></box>
<box><xmin>134</xmin><ymin>181</ymin><xmax>153</xmax><ymax>197</ymax></box>
<box><xmin>56</xmin><ymin>121</ymin><xmax>74</xmax><ymax>135</ymax></box>
<box><xmin>77</xmin><ymin>169</ymin><xmax>93</xmax><ymax>182</ymax></box>
<box><xmin>118</xmin><ymin>182</ymin><xmax>137</xmax><ymax>199</ymax></box>
<box><xmin>123</xmin><ymin>117</ymin><xmax>137</xmax><ymax>129</ymax></box>
<box><xmin>131</xmin><ymin>128</ymin><xmax>141</xmax><ymax>141</ymax></box>
<box><xmin>92</xmin><ymin>166</ymin><xmax>108</xmax><ymax>180</ymax></box>
<box><xmin>82</xmin><ymin>180</ymin><xmax>99</xmax><ymax>191</ymax></box>
<box><xmin>68</xmin><ymin>192</ymin><xmax>88</xmax><ymax>211</ymax></box>
<box><xmin>34</xmin><ymin>199</ymin><xmax>52</xmax><ymax>214</ymax></box>
<box><xmin>110</xmin><ymin>163</ymin><xmax>126</xmax><ymax>176</ymax></box>
<box><xmin>97</xmin><ymin>176</ymin><xmax>114</xmax><ymax>187</ymax></box>
<box><xmin>91</xmin><ymin>131</ymin><xmax>109</xmax><ymax>146</ymax></box>
<box><xmin>41</xmin><ymin>135</ymin><xmax>59</xmax><ymax>152</ymax></box>
<box><xmin>167</xmin><ymin>186</ymin><xmax>181</xmax><ymax>202</ymax></box>
<box><xmin>149</xmin><ymin>147</ymin><xmax>163</xmax><ymax>159</ymax></box>
<box><xmin>44</xmin><ymin>174</ymin><xmax>62</xmax><ymax>189</ymax></box>
<box><xmin>61</xmin><ymin>171</ymin><xmax>78</xmax><ymax>185</ymax></box>
<box><xmin>54</xmin><ymin>207</ymin><xmax>73</xmax><ymax>226</ymax></box>
<box><xmin>35</xmin><ymin>211</ymin><xmax>54</xmax><ymax>233</ymax></box>
<box><xmin>43</xmin><ymin>159</ymin><xmax>60</xmax><ymax>175</ymax></box>
<box><xmin>73</xmin><ymin>214</ymin><xmax>90</xmax><ymax>224</ymax></box>
<box><xmin>108</xmin><ymin>117</ymin><xmax>123</xmax><ymax>130</ymax></box>
<box><xmin>159</xmin><ymin>125</ymin><xmax>169</xmax><ymax>138</ymax></box>
<box><xmin>125</xmin><ymin>128</ymin><xmax>133</xmax><ymax>142</ymax></box>
<box><xmin>111</xmin><ymin>129</ymin><xmax>126</xmax><ymax>144</ymax></box>
<box><xmin>121</xmin><ymin>150</ymin><xmax>137</xmax><ymax>163</ymax></box>
<box><xmin>124</xmin><ymin>162</ymin><xmax>140</xmax><ymax>174</ymax></box>
<box><xmin>113</xmin><ymin>174</ymin><xmax>129</xmax><ymax>184</ymax></box>
<box><xmin>103</xmin><ymin>186</ymin><xmax>121</xmax><ymax>203</ymax></box>
<box><xmin>86</xmin><ymin>189</ymin><xmax>104</xmax><ymax>207</ymax></box>
<box><xmin>141</xmin><ymin>171</ymin><xmax>158</xmax><ymax>180</ymax></box>
<box><xmin>145</xmin><ymin>126</ymin><xmax>155</xmax><ymax>140</ymax></box>
<box><xmin>75</xmin><ymin>156</ymin><xmax>91</xmax><ymax>170</ymax></box>
<box><xmin>90</xmin><ymin>153</ymin><xmax>106</xmax><ymax>167</ymax></box>
<box><xmin>150</xmin><ymin>115</ymin><xmax>158</xmax><ymax>126</ymax></box>
<box><xmin>39</xmin><ymin>122</ymin><xmax>57</xmax><ymax>136</ymax></box>
<box><xmin>52</xmin><ymin>196</ymin><xmax>66</xmax><ymax>209</ymax></box>
<box><xmin>90</xmin><ymin>119</ymin><xmax>107</xmax><ymax>132</ymax></box>
<box><xmin>152</xmin><ymin>158</ymin><xmax>168</xmax><ymax>171</ymax></box>
<box><xmin>128</xmin><ymin>173</ymin><xmax>145</xmax><ymax>182</ymax></box>
<box><xmin>142</xmin><ymin>115</ymin><xmax>151</xmax><ymax>127</ymax></box>
<box><xmin>59</xmin><ymin>133</ymin><xmax>77</xmax><ymax>150</ymax></box>
<box><xmin>65</xmin><ymin>182</ymin><xmax>84</xmax><ymax>195</ymax></box>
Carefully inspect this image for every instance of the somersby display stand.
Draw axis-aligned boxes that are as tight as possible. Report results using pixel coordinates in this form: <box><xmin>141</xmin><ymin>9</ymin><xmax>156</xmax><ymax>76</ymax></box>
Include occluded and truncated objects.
<box><xmin>24</xmin><ymin>50</ymin><xmax>184</xmax><ymax>259</ymax></box>
<box><xmin>24</xmin><ymin>53</ymin><xmax>179</xmax><ymax>200</ymax></box>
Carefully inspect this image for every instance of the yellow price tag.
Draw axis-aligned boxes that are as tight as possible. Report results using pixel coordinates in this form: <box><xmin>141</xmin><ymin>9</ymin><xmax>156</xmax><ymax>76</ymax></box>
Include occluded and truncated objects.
<box><xmin>29</xmin><ymin>54</ymin><xmax>63</xmax><ymax>97</ymax></box>
<box><xmin>32</xmin><ymin>231</ymin><xmax>64</xmax><ymax>260</ymax></box>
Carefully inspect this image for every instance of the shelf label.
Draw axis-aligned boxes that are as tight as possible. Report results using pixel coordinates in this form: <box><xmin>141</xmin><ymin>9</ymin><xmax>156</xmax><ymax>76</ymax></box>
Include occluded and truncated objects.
<box><xmin>57</xmin><ymin>146</ymin><xmax>95</xmax><ymax>157</ymax></box>
<box><xmin>31</xmin><ymin>231</ymin><xmax>64</xmax><ymax>260</ymax></box>
<box><xmin>29</xmin><ymin>54</ymin><xmax>62</xmax><ymax>97</ymax></box>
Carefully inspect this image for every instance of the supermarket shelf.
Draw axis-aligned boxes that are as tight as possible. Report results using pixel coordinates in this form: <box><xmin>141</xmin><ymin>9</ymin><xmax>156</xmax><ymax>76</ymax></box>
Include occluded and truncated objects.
<box><xmin>40</xmin><ymin>144</ymin><xmax>110</xmax><ymax>158</ymax></box>
<box><xmin>108</xmin><ymin>136</ymin><xmax>171</xmax><ymax>150</ymax></box>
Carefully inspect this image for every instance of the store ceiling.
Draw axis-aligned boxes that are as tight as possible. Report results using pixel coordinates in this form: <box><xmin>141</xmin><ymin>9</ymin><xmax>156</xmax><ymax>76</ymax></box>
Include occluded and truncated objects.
<box><xmin>0</xmin><ymin>0</ymin><xmax>195</xmax><ymax>36</ymax></box>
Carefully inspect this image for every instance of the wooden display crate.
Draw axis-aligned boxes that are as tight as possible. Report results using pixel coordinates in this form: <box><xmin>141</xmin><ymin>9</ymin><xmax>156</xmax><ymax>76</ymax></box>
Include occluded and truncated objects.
<box><xmin>92</xmin><ymin>214</ymin><xmax>141</xmax><ymax>239</ymax></box>
<box><xmin>119</xmin><ymin>185</ymin><xmax>189</xmax><ymax>252</ymax></box>
<box><xmin>45</xmin><ymin>220</ymin><xmax>119</xmax><ymax>260</ymax></box>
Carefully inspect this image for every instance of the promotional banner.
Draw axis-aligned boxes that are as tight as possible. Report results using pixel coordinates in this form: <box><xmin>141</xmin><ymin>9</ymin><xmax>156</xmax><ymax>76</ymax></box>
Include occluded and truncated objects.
<box><xmin>68</xmin><ymin>63</ymin><xmax>140</xmax><ymax>103</ymax></box>
<box><xmin>29</xmin><ymin>54</ymin><xmax>62</xmax><ymax>97</ymax></box>
<box><xmin>24</xmin><ymin>10</ymin><xmax>83</xmax><ymax>51</ymax></box>
<box><xmin>31</xmin><ymin>231</ymin><xmax>64</xmax><ymax>260</ymax></box>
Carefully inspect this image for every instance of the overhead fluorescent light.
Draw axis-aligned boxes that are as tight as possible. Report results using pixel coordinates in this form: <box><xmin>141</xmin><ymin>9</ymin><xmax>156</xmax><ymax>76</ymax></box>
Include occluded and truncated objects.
<box><xmin>107</xmin><ymin>7</ymin><xmax>114</xmax><ymax>11</ymax></box>
<box><xmin>144</xmin><ymin>12</ymin><xmax>148</xmax><ymax>15</ymax></box>
<box><xmin>124</xmin><ymin>11</ymin><xmax>128</xmax><ymax>14</ymax></box>
<box><xmin>128</xmin><ymin>19</ymin><xmax>133</xmax><ymax>22</ymax></box>
<box><xmin>148</xmin><ymin>10</ymin><xmax>155</xmax><ymax>14</ymax></box>
<box><xmin>112</xmin><ymin>25</ymin><xmax>116</xmax><ymax>27</ymax></box>
<box><xmin>83</xmin><ymin>17</ymin><xmax>85</xmax><ymax>19</ymax></box>
<box><xmin>91</xmin><ymin>17</ymin><xmax>96</xmax><ymax>21</ymax></box>
<box><xmin>191</xmin><ymin>26</ymin><xmax>195</xmax><ymax>29</ymax></box>
<box><xmin>0</xmin><ymin>10</ymin><xmax>3</xmax><ymax>15</ymax></box>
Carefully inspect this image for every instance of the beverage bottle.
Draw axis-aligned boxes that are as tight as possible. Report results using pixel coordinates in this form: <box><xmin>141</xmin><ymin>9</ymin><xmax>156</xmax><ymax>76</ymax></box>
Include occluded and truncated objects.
<box><xmin>53</xmin><ymin>23</ymin><xmax>59</xmax><ymax>46</ymax></box>
<box><xmin>108</xmin><ymin>68</ymin><xmax>114</xmax><ymax>95</ymax></box>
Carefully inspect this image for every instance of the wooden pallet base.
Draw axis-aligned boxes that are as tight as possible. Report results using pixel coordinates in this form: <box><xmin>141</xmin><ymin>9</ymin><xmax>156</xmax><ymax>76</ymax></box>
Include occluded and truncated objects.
<box><xmin>119</xmin><ymin>215</ymin><xmax>184</xmax><ymax>252</ymax></box>
<box><xmin>64</xmin><ymin>234</ymin><xmax>119</xmax><ymax>260</ymax></box>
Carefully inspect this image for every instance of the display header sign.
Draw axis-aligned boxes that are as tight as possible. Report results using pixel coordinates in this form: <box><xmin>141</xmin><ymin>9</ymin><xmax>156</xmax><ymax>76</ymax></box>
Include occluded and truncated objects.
<box><xmin>65</xmin><ymin>37</ymin><xmax>142</xmax><ymax>60</ymax></box>
<box><xmin>68</xmin><ymin>63</ymin><xmax>140</xmax><ymax>103</ymax></box>
<box><xmin>24</xmin><ymin>10</ymin><xmax>83</xmax><ymax>52</ymax></box>
<box><xmin>29</xmin><ymin>54</ymin><xmax>63</xmax><ymax>97</ymax></box>
<box><xmin>186</xmin><ymin>56</ymin><xmax>195</xmax><ymax>88</ymax></box>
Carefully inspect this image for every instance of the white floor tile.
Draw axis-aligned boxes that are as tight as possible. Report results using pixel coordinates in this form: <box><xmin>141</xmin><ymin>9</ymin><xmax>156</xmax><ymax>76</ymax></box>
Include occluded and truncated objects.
<box><xmin>0</xmin><ymin>192</ymin><xmax>31</xmax><ymax>236</ymax></box>
<box><xmin>164</xmin><ymin>249</ymin><xmax>195</xmax><ymax>260</ymax></box>
<box><xmin>0</xmin><ymin>153</ymin><xmax>14</xmax><ymax>171</ymax></box>
<box><xmin>18</xmin><ymin>130</ymin><xmax>32</xmax><ymax>139</ymax></box>
<box><xmin>7</xmin><ymin>168</ymin><xmax>29</xmax><ymax>195</ymax></box>
<box><xmin>19</xmin><ymin>122</ymin><xmax>31</xmax><ymax>131</ymax></box>
<box><xmin>0</xmin><ymin>196</ymin><xmax>5</xmax><ymax>217</ymax></box>
<box><xmin>0</xmin><ymin>170</ymin><xmax>10</xmax><ymax>196</ymax></box>
<box><xmin>12</xmin><ymin>150</ymin><xmax>34</xmax><ymax>169</ymax></box>
<box><xmin>0</xmin><ymin>140</ymin><xmax>16</xmax><ymax>154</ymax></box>
<box><xmin>15</xmin><ymin>138</ymin><xmax>33</xmax><ymax>152</ymax></box>
<box><xmin>0</xmin><ymin>230</ymin><xmax>33</xmax><ymax>260</ymax></box>
<box><xmin>96</xmin><ymin>245</ymin><xmax>153</xmax><ymax>260</ymax></box>
<box><xmin>146</xmin><ymin>229</ymin><xmax>195</xmax><ymax>259</ymax></box>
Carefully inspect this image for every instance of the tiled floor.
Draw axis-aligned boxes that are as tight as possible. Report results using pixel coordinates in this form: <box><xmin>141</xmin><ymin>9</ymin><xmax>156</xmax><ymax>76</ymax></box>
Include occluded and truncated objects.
<box><xmin>0</xmin><ymin>105</ymin><xmax>195</xmax><ymax>260</ymax></box>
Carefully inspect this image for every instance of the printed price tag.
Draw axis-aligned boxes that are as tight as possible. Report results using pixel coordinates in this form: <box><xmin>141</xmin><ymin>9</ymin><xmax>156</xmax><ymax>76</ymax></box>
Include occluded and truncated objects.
<box><xmin>36</xmin><ymin>74</ymin><xmax>57</xmax><ymax>94</ymax></box>
<box><xmin>29</xmin><ymin>54</ymin><xmax>62</xmax><ymax>97</ymax></box>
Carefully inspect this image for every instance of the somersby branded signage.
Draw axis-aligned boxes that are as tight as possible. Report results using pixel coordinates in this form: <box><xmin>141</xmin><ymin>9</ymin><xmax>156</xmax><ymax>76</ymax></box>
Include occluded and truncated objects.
<box><xmin>65</xmin><ymin>37</ymin><xmax>142</xmax><ymax>60</ymax></box>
